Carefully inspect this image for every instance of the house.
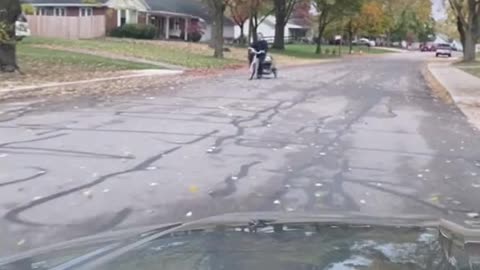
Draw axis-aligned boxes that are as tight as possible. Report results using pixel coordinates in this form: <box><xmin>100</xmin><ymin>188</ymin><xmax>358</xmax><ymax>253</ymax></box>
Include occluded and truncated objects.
<box><xmin>24</xmin><ymin>0</ymin><xmax>234</xmax><ymax>41</ymax></box>
<box><xmin>23</xmin><ymin>0</ymin><xmax>149</xmax><ymax>39</ymax></box>
<box><xmin>144</xmin><ymin>0</ymin><xmax>235</xmax><ymax>42</ymax></box>
<box><xmin>235</xmin><ymin>16</ymin><xmax>311</xmax><ymax>43</ymax></box>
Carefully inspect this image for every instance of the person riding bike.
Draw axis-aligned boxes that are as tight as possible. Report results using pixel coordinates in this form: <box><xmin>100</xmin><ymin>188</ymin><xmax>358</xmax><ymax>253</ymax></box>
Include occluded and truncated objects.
<box><xmin>249</xmin><ymin>33</ymin><xmax>269</xmax><ymax>78</ymax></box>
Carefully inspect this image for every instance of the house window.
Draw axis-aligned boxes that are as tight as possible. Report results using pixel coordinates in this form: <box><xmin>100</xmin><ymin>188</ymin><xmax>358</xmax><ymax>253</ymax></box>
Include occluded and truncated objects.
<box><xmin>80</xmin><ymin>7</ymin><xmax>93</xmax><ymax>17</ymax></box>
<box><xmin>171</xmin><ymin>18</ymin><xmax>181</xmax><ymax>31</ymax></box>
<box><xmin>35</xmin><ymin>8</ymin><xmax>48</xmax><ymax>16</ymax></box>
<box><xmin>53</xmin><ymin>7</ymin><xmax>66</xmax><ymax>16</ymax></box>
<box><xmin>120</xmin><ymin>9</ymin><xmax>126</xmax><ymax>26</ymax></box>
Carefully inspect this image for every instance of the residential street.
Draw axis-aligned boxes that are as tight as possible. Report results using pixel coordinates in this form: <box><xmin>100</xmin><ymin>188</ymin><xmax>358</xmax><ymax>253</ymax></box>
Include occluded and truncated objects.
<box><xmin>2</xmin><ymin>52</ymin><xmax>480</xmax><ymax>255</ymax></box>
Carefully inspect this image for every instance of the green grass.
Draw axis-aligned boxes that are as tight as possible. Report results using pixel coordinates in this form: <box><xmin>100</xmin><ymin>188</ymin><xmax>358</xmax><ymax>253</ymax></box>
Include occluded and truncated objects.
<box><xmin>459</xmin><ymin>63</ymin><xmax>480</xmax><ymax>78</ymax></box>
<box><xmin>22</xmin><ymin>37</ymin><xmax>238</xmax><ymax>69</ymax></box>
<box><xmin>456</xmin><ymin>54</ymin><xmax>480</xmax><ymax>78</ymax></box>
<box><xmin>17</xmin><ymin>44</ymin><xmax>160</xmax><ymax>70</ymax></box>
<box><xmin>272</xmin><ymin>44</ymin><xmax>392</xmax><ymax>59</ymax></box>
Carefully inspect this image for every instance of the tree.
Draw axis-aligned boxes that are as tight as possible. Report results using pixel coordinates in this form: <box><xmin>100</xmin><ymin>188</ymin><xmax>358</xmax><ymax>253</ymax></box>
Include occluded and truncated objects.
<box><xmin>0</xmin><ymin>0</ymin><xmax>21</xmax><ymax>72</ymax></box>
<box><xmin>205</xmin><ymin>0</ymin><xmax>229</xmax><ymax>58</ymax></box>
<box><xmin>248</xmin><ymin>0</ymin><xmax>273</xmax><ymax>43</ymax></box>
<box><xmin>228</xmin><ymin>0</ymin><xmax>250</xmax><ymax>44</ymax></box>
<box><xmin>357</xmin><ymin>1</ymin><xmax>388</xmax><ymax>37</ymax></box>
<box><xmin>447</xmin><ymin>0</ymin><xmax>479</xmax><ymax>62</ymax></box>
<box><xmin>272</xmin><ymin>0</ymin><xmax>298</xmax><ymax>50</ymax></box>
<box><xmin>379</xmin><ymin>0</ymin><xmax>432</xmax><ymax>45</ymax></box>
<box><xmin>346</xmin><ymin>13</ymin><xmax>362</xmax><ymax>53</ymax></box>
<box><xmin>312</xmin><ymin>0</ymin><xmax>361</xmax><ymax>54</ymax></box>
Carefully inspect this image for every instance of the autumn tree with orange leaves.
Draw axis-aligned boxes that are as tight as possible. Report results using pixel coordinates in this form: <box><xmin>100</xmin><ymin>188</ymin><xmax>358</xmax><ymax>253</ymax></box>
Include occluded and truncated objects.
<box><xmin>227</xmin><ymin>0</ymin><xmax>250</xmax><ymax>44</ymax></box>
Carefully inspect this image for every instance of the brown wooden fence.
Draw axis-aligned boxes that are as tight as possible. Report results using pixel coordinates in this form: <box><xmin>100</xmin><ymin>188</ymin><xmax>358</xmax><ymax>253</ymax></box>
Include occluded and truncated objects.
<box><xmin>26</xmin><ymin>15</ymin><xmax>106</xmax><ymax>39</ymax></box>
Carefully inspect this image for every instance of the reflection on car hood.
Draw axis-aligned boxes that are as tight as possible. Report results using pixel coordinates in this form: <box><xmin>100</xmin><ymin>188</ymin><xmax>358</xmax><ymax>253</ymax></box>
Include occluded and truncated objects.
<box><xmin>2</xmin><ymin>212</ymin><xmax>480</xmax><ymax>270</ymax></box>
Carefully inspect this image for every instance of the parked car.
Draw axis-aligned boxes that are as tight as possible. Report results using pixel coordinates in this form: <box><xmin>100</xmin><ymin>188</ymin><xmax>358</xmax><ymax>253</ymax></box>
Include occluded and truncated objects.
<box><xmin>420</xmin><ymin>42</ymin><xmax>435</xmax><ymax>52</ymax></box>
<box><xmin>352</xmin><ymin>38</ymin><xmax>375</xmax><ymax>47</ymax></box>
<box><xmin>435</xmin><ymin>43</ymin><xmax>452</xmax><ymax>57</ymax></box>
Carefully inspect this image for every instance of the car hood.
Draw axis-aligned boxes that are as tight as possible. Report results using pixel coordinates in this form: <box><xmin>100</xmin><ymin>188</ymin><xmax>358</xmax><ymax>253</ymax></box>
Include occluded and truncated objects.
<box><xmin>2</xmin><ymin>212</ymin><xmax>480</xmax><ymax>270</ymax></box>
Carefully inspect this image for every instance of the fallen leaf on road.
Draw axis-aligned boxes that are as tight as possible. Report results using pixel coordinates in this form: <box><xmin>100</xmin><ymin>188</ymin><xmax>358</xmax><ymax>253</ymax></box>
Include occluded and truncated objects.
<box><xmin>83</xmin><ymin>190</ymin><xmax>93</xmax><ymax>198</ymax></box>
<box><xmin>417</xmin><ymin>174</ymin><xmax>424</xmax><ymax>178</ymax></box>
<box><xmin>315</xmin><ymin>192</ymin><xmax>321</xmax><ymax>198</ymax></box>
<box><xmin>445</xmin><ymin>160</ymin><xmax>452</xmax><ymax>164</ymax></box>
<box><xmin>146</xmin><ymin>166</ymin><xmax>157</xmax><ymax>171</ymax></box>
<box><xmin>150</xmin><ymin>182</ymin><xmax>158</xmax><ymax>187</ymax></box>
<box><xmin>467</xmin><ymin>212</ymin><xmax>480</xmax><ymax>219</ymax></box>
<box><xmin>273</xmin><ymin>200</ymin><xmax>281</xmax><ymax>205</ymax></box>
<box><xmin>284</xmin><ymin>184</ymin><xmax>291</xmax><ymax>189</ymax></box>
<box><xmin>360</xmin><ymin>200</ymin><xmax>366</xmax><ymax>204</ymax></box>
<box><xmin>319</xmin><ymin>152</ymin><xmax>327</xmax><ymax>156</ymax></box>
<box><xmin>315</xmin><ymin>183</ymin><xmax>323</xmax><ymax>187</ymax></box>
<box><xmin>185</xmin><ymin>211</ymin><xmax>193</xmax><ymax>217</ymax></box>
<box><xmin>32</xmin><ymin>196</ymin><xmax>42</xmax><ymax>201</ymax></box>
<box><xmin>17</xmin><ymin>239</ymin><xmax>26</xmax><ymax>246</ymax></box>
<box><xmin>286</xmin><ymin>207</ymin><xmax>295</xmax><ymax>212</ymax></box>
<box><xmin>429</xmin><ymin>195</ymin><xmax>440</xmax><ymax>203</ymax></box>
<box><xmin>472</xmin><ymin>183</ymin><xmax>480</xmax><ymax>188</ymax></box>
<box><xmin>188</xmin><ymin>185</ymin><xmax>199</xmax><ymax>193</ymax></box>
<box><xmin>103</xmin><ymin>189</ymin><xmax>110</xmax><ymax>193</ymax></box>
<box><xmin>231</xmin><ymin>176</ymin><xmax>239</xmax><ymax>181</ymax></box>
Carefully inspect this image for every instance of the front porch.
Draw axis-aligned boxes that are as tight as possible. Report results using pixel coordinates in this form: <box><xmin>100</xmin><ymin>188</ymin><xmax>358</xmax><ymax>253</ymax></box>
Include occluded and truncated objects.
<box><xmin>147</xmin><ymin>12</ymin><xmax>201</xmax><ymax>41</ymax></box>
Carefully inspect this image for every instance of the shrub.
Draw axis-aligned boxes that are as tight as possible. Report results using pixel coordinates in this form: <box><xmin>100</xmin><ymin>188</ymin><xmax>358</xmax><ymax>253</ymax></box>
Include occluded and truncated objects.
<box><xmin>186</xmin><ymin>21</ymin><xmax>204</xmax><ymax>42</ymax></box>
<box><xmin>110</xmin><ymin>24</ymin><xmax>157</xmax><ymax>40</ymax></box>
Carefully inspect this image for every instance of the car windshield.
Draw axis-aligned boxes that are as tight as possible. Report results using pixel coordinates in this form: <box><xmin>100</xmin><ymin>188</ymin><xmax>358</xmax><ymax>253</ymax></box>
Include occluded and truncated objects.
<box><xmin>1</xmin><ymin>0</ymin><xmax>480</xmax><ymax>268</ymax></box>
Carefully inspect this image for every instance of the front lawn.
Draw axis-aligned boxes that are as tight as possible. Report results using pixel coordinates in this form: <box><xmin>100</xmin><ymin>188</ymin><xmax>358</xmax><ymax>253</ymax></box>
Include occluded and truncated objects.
<box><xmin>0</xmin><ymin>43</ymin><xmax>160</xmax><ymax>89</ymax></box>
<box><xmin>18</xmin><ymin>45</ymin><xmax>159</xmax><ymax>71</ymax></box>
<box><xmin>272</xmin><ymin>44</ymin><xmax>393</xmax><ymax>59</ymax></box>
<box><xmin>23</xmin><ymin>37</ymin><xmax>240</xmax><ymax>69</ymax></box>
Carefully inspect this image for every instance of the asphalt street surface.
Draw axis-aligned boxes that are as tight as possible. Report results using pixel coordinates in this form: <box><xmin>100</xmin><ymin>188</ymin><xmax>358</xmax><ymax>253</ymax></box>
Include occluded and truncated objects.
<box><xmin>1</xmin><ymin>52</ymin><xmax>480</xmax><ymax>256</ymax></box>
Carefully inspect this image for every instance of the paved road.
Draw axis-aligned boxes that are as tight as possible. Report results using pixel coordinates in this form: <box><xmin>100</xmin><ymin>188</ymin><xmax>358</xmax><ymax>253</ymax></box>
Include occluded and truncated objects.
<box><xmin>1</xmin><ymin>52</ymin><xmax>480</xmax><ymax>256</ymax></box>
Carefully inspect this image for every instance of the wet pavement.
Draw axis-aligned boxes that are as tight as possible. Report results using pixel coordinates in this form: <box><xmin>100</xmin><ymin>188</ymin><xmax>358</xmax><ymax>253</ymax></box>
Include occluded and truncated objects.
<box><xmin>1</xmin><ymin>52</ymin><xmax>480</xmax><ymax>256</ymax></box>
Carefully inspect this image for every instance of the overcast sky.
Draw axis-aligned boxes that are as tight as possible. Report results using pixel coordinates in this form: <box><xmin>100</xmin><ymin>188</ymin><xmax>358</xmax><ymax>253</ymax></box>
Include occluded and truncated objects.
<box><xmin>432</xmin><ymin>0</ymin><xmax>447</xmax><ymax>20</ymax></box>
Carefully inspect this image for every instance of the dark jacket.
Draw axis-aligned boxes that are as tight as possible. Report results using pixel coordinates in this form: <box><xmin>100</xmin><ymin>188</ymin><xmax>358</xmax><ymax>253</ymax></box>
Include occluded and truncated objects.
<box><xmin>251</xmin><ymin>39</ymin><xmax>269</xmax><ymax>53</ymax></box>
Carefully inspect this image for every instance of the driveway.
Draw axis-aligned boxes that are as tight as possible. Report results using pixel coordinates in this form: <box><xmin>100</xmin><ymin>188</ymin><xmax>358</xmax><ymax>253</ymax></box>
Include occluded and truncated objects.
<box><xmin>1</xmin><ymin>52</ymin><xmax>480</xmax><ymax>255</ymax></box>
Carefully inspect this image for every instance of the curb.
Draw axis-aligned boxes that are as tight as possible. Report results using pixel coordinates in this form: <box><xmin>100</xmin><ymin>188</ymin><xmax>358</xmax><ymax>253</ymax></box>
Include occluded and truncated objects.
<box><xmin>0</xmin><ymin>70</ymin><xmax>184</xmax><ymax>94</ymax></box>
<box><xmin>422</xmin><ymin>63</ymin><xmax>454</xmax><ymax>104</ymax></box>
<box><xmin>424</xmin><ymin>61</ymin><xmax>480</xmax><ymax>130</ymax></box>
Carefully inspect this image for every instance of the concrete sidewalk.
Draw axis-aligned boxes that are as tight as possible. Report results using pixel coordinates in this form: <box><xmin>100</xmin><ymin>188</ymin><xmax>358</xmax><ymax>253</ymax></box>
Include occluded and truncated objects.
<box><xmin>428</xmin><ymin>62</ymin><xmax>480</xmax><ymax>128</ymax></box>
